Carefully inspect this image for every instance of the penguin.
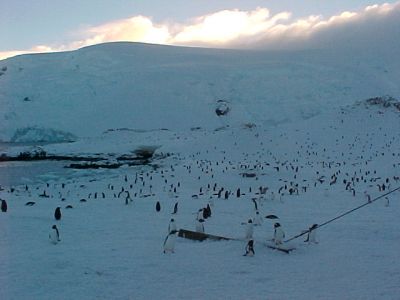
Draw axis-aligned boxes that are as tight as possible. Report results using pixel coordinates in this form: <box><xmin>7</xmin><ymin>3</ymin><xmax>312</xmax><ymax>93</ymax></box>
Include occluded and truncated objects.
<box><xmin>168</xmin><ymin>218</ymin><xmax>177</xmax><ymax>233</ymax></box>
<box><xmin>304</xmin><ymin>224</ymin><xmax>318</xmax><ymax>244</ymax></box>
<box><xmin>245</xmin><ymin>219</ymin><xmax>254</xmax><ymax>239</ymax></box>
<box><xmin>156</xmin><ymin>201</ymin><xmax>161</xmax><ymax>212</ymax></box>
<box><xmin>49</xmin><ymin>225</ymin><xmax>61</xmax><ymax>244</ymax></box>
<box><xmin>206</xmin><ymin>204</ymin><xmax>212</xmax><ymax>217</ymax></box>
<box><xmin>364</xmin><ymin>191</ymin><xmax>371</xmax><ymax>203</ymax></box>
<box><xmin>273</xmin><ymin>223</ymin><xmax>285</xmax><ymax>245</ymax></box>
<box><xmin>253</xmin><ymin>211</ymin><xmax>263</xmax><ymax>226</ymax></box>
<box><xmin>172</xmin><ymin>202</ymin><xmax>178</xmax><ymax>214</ymax></box>
<box><xmin>163</xmin><ymin>230</ymin><xmax>178</xmax><ymax>253</ymax></box>
<box><xmin>224</xmin><ymin>190</ymin><xmax>229</xmax><ymax>200</ymax></box>
<box><xmin>196</xmin><ymin>208</ymin><xmax>204</xmax><ymax>220</ymax></box>
<box><xmin>203</xmin><ymin>204</ymin><xmax>212</xmax><ymax>219</ymax></box>
<box><xmin>1</xmin><ymin>199</ymin><xmax>7</xmax><ymax>212</ymax></box>
<box><xmin>54</xmin><ymin>207</ymin><xmax>62</xmax><ymax>221</ymax></box>
<box><xmin>252</xmin><ymin>199</ymin><xmax>258</xmax><ymax>211</ymax></box>
<box><xmin>196</xmin><ymin>218</ymin><xmax>205</xmax><ymax>233</ymax></box>
<box><xmin>243</xmin><ymin>239</ymin><xmax>255</xmax><ymax>257</ymax></box>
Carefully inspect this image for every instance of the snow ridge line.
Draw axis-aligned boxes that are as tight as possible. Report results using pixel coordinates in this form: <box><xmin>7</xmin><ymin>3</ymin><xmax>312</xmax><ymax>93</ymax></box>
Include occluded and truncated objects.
<box><xmin>284</xmin><ymin>186</ymin><xmax>400</xmax><ymax>243</ymax></box>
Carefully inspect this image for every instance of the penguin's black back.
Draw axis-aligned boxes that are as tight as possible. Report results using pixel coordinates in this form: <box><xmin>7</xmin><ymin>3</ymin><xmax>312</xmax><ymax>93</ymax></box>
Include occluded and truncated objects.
<box><xmin>156</xmin><ymin>201</ymin><xmax>161</xmax><ymax>212</ymax></box>
<box><xmin>54</xmin><ymin>207</ymin><xmax>62</xmax><ymax>220</ymax></box>
<box><xmin>1</xmin><ymin>200</ymin><xmax>7</xmax><ymax>212</ymax></box>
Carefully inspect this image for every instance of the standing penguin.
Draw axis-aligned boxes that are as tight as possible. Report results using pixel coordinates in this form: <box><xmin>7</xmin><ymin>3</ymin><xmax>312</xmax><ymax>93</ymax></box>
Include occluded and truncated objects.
<box><xmin>156</xmin><ymin>201</ymin><xmax>161</xmax><ymax>212</ymax></box>
<box><xmin>163</xmin><ymin>229</ymin><xmax>178</xmax><ymax>253</ymax></box>
<box><xmin>245</xmin><ymin>219</ymin><xmax>254</xmax><ymax>239</ymax></box>
<box><xmin>243</xmin><ymin>240</ymin><xmax>255</xmax><ymax>256</ymax></box>
<box><xmin>253</xmin><ymin>211</ymin><xmax>263</xmax><ymax>226</ymax></box>
<box><xmin>252</xmin><ymin>199</ymin><xmax>258</xmax><ymax>211</ymax></box>
<box><xmin>304</xmin><ymin>224</ymin><xmax>318</xmax><ymax>244</ymax></box>
<box><xmin>172</xmin><ymin>202</ymin><xmax>178</xmax><ymax>214</ymax></box>
<box><xmin>206</xmin><ymin>203</ymin><xmax>212</xmax><ymax>217</ymax></box>
<box><xmin>273</xmin><ymin>223</ymin><xmax>285</xmax><ymax>245</ymax></box>
<box><xmin>196</xmin><ymin>208</ymin><xmax>204</xmax><ymax>220</ymax></box>
<box><xmin>224</xmin><ymin>190</ymin><xmax>229</xmax><ymax>200</ymax></box>
<box><xmin>49</xmin><ymin>225</ymin><xmax>61</xmax><ymax>244</ymax></box>
<box><xmin>54</xmin><ymin>207</ymin><xmax>62</xmax><ymax>221</ymax></box>
<box><xmin>168</xmin><ymin>218</ymin><xmax>177</xmax><ymax>233</ymax></box>
<box><xmin>1</xmin><ymin>199</ymin><xmax>7</xmax><ymax>212</ymax></box>
<box><xmin>196</xmin><ymin>218</ymin><xmax>205</xmax><ymax>233</ymax></box>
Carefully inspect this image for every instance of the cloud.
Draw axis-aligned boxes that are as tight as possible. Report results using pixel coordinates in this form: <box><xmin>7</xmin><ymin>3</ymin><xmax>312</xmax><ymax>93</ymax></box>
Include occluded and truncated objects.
<box><xmin>247</xmin><ymin>2</ymin><xmax>400</xmax><ymax>50</ymax></box>
<box><xmin>70</xmin><ymin>15</ymin><xmax>171</xmax><ymax>49</ymax></box>
<box><xmin>0</xmin><ymin>50</ymin><xmax>30</xmax><ymax>61</ymax></box>
<box><xmin>0</xmin><ymin>15</ymin><xmax>170</xmax><ymax>60</ymax></box>
<box><xmin>170</xmin><ymin>8</ymin><xmax>291</xmax><ymax>46</ymax></box>
<box><xmin>0</xmin><ymin>46</ymin><xmax>58</xmax><ymax>61</ymax></box>
<box><xmin>1</xmin><ymin>2</ymin><xmax>400</xmax><ymax>60</ymax></box>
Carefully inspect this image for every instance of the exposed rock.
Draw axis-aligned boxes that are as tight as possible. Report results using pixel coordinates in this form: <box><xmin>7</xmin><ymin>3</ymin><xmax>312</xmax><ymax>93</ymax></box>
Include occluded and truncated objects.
<box><xmin>215</xmin><ymin>100</ymin><xmax>230</xmax><ymax>116</ymax></box>
<box><xmin>361</xmin><ymin>96</ymin><xmax>400</xmax><ymax>111</ymax></box>
<box><xmin>133</xmin><ymin>146</ymin><xmax>160</xmax><ymax>159</ymax></box>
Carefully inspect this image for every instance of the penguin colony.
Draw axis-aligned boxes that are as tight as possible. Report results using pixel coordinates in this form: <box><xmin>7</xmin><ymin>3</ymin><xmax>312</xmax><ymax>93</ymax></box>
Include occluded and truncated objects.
<box><xmin>0</xmin><ymin>101</ymin><xmax>399</xmax><ymax>256</ymax></box>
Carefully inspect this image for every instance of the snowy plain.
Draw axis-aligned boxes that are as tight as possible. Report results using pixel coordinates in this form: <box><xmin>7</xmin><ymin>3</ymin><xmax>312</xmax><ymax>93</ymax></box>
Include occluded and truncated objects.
<box><xmin>0</xmin><ymin>42</ymin><xmax>400</xmax><ymax>300</ymax></box>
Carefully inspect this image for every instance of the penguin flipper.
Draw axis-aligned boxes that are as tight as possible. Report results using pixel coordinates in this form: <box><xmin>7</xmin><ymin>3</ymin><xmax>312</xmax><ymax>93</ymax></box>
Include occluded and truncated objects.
<box><xmin>163</xmin><ymin>235</ymin><xmax>169</xmax><ymax>246</ymax></box>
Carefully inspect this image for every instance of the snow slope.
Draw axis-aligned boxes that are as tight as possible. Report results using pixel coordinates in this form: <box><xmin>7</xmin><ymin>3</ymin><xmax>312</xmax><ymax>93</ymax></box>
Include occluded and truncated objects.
<box><xmin>0</xmin><ymin>42</ymin><xmax>399</xmax><ymax>142</ymax></box>
<box><xmin>1</xmin><ymin>41</ymin><xmax>400</xmax><ymax>300</ymax></box>
<box><xmin>0</xmin><ymin>98</ymin><xmax>399</xmax><ymax>300</ymax></box>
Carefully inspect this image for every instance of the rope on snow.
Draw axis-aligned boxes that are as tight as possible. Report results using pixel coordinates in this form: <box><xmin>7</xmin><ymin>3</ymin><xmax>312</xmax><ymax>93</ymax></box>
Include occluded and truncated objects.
<box><xmin>284</xmin><ymin>186</ymin><xmax>400</xmax><ymax>243</ymax></box>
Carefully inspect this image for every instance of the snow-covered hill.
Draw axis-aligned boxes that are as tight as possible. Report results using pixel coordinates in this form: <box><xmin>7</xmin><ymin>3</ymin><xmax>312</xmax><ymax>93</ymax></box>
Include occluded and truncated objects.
<box><xmin>1</xmin><ymin>42</ymin><xmax>399</xmax><ymax>142</ymax></box>
<box><xmin>1</xmin><ymin>41</ymin><xmax>400</xmax><ymax>300</ymax></box>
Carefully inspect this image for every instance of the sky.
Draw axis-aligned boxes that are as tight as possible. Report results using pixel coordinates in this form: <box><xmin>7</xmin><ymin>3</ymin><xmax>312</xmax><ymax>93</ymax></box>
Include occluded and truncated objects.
<box><xmin>1</xmin><ymin>0</ymin><xmax>400</xmax><ymax>59</ymax></box>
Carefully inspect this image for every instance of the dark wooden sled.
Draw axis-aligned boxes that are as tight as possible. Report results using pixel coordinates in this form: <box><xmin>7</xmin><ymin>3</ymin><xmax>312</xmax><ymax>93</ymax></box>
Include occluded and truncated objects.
<box><xmin>178</xmin><ymin>229</ymin><xmax>235</xmax><ymax>241</ymax></box>
<box><xmin>264</xmin><ymin>242</ymin><xmax>295</xmax><ymax>254</ymax></box>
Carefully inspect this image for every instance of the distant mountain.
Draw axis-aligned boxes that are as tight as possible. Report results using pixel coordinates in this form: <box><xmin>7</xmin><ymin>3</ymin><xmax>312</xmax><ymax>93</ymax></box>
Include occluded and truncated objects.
<box><xmin>0</xmin><ymin>42</ymin><xmax>399</xmax><ymax>142</ymax></box>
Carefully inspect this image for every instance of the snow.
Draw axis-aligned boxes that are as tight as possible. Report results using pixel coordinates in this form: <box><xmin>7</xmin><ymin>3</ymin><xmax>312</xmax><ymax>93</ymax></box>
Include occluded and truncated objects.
<box><xmin>1</xmin><ymin>42</ymin><xmax>400</xmax><ymax>142</ymax></box>
<box><xmin>0</xmin><ymin>42</ymin><xmax>400</xmax><ymax>299</ymax></box>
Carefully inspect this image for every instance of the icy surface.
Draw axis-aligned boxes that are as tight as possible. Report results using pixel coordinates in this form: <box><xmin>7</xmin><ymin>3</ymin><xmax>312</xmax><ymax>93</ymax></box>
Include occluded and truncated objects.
<box><xmin>1</xmin><ymin>42</ymin><xmax>400</xmax><ymax>299</ymax></box>
<box><xmin>0</xmin><ymin>100</ymin><xmax>399</xmax><ymax>299</ymax></box>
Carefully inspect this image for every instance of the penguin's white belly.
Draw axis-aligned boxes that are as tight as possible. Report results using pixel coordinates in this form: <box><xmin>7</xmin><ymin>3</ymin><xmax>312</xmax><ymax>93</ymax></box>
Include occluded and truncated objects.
<box><xmin>274</xmin><ymin>229</ymin><xmax>285</xmax><ymax>243</ymax></box>
<box><xmin>245</xmin><ymin>225</ymin><xmax>253</xmax><ymax>239</ymax></box>
<box><xmin>308</xmin><ymin>230</ymin><xmax>317</xmax><ymax>242</ymax></box>
<box><xmin>196</xmin><ymin>222</ymin><xmax>204</xmax><ymax>233</ymax></box>
<box><xmin>49</xmin><ymin>230</ymin><xmax>59</xmax><ymax>244</ymax></box>
<box><xmin>164</xmin><ymin>235</ymin><xmax>176</xmax><ymax>252</ymax></box>
<box><xmin>169</xmin><ymin>223</ymin><xmax>177</xmax><ymax>233</ymax></box>
<box><xmin>254</xmin><ymin>216</ymin><xmax>262</xmax><ymax>226</ymax></box>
